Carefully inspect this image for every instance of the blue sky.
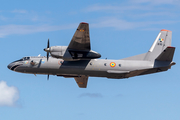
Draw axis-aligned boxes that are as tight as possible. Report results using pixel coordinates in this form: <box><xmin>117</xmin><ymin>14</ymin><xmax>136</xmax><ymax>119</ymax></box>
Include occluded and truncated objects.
<box><xmin>0</xmin><ymin>0</ymin><xmax>180</xmax><ymax>120</ymax></box>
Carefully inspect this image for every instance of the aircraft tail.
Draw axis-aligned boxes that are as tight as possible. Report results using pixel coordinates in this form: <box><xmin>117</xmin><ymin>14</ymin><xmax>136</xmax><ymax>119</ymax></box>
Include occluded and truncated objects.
<box><xmin>121</xmin><ymin>29</ymin><xmax>175</xmax><ymax>61</ymax></box>
<box><xmin>156</xmin><ymin>46</ymin><xmax>175</xmax><ymax>61</ymax></box>
<box><xmin>144</xmin><ymin>29</ymin><xmax>173</xmax><ymax>61</ymax></box>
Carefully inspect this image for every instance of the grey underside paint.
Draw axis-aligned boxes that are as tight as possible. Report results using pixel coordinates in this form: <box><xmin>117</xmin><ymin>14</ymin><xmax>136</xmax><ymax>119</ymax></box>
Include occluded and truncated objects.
<box><xmin>13</xmin><ymin>56</ymin><xmax>172</xmax><ymax>79</ymax></box>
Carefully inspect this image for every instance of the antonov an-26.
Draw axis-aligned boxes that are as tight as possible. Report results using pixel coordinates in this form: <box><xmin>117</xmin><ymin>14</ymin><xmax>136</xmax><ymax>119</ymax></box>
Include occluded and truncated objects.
<box><xmin>8</xmin><ymin>22</ymin><xmax>176</xmax><ymax>88</ymax></box>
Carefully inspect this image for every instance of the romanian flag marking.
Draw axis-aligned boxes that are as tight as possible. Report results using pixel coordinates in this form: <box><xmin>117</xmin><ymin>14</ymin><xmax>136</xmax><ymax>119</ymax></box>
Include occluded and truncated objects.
<box><xmin>110</xmin><ymin>62</ymin><xmax>116</xmax><ymax>67</ymax></box>
<box><xmin>159</xmin><ymin>38</ymin><xmax>164</xmax><ymax>42</ymax></box>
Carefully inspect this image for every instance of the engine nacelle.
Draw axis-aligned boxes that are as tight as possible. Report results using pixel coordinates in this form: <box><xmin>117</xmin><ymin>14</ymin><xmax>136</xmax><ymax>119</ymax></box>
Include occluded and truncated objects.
<box><xmin>49</xmin><ymin>46</ymin><xmax>68</xmax><ymax>59</ymax></box>
<box><xmin>49</xmin><ymin>46</ymin><xmax>101</xmax><ymax>61</ymax></box>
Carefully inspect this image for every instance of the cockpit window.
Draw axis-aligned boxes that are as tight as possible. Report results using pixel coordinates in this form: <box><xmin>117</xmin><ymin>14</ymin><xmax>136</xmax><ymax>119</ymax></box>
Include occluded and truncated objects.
<box><xmin>13</xmin><ymin>57</ymin><xmax>30</xmax><ymax>63</ymax></box>
<box><xmin>23</xmin><ymin>57</ymin><xmax>30</xmax><ymax>60</ymax></box>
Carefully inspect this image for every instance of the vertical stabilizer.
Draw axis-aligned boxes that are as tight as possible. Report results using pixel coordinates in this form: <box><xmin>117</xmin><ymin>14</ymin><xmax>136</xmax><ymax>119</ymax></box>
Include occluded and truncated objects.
<box><xmin>144</xmin><ymin>29</ymin><xmax>172</xmax><ymax>61</ymax></box>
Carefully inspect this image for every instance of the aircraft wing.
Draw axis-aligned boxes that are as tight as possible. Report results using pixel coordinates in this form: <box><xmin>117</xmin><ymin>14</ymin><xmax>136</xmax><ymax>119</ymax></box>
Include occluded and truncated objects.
<box><xmin>74</xmin><ymin>75</ymin><xmax>88</xmax><ymax>88</ymax></box>
<box><xmin>68</xmin><ymin>22</ymin><xmax>90</xmax><ymax>51</ymax></box>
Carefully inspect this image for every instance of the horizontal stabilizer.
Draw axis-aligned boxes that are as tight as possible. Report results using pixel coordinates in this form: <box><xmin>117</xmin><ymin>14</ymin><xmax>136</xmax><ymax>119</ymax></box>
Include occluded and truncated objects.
<box><xmin>156</xmin><ymin>46</ymin><xmax>175</xmax><ymax>61</ymax></box>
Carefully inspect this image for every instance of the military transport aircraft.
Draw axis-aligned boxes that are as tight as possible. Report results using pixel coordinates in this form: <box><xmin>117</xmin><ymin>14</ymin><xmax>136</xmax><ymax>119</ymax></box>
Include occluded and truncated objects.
<box><xmin>7</xmin><ymin>22</ymin><xmax>176</xmax><ymax>88</ymax></box>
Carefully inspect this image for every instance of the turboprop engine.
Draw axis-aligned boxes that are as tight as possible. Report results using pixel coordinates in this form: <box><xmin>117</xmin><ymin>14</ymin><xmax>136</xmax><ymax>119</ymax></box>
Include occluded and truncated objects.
<box><xmin>44</xmin><ymin>39</ymin><xmax>101</xmax><ymax>61</ymax></box>
<box><xmin>44</xmin><ymin>46</ymin><xmax>67</xmax><ymax>58</ymax></box>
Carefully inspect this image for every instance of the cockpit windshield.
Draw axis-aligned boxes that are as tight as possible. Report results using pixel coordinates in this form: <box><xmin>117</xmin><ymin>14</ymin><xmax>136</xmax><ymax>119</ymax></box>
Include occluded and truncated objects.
<box><xmin>13</xmin><ymin>57</ymin><xmax>30</xmax><ymax>62</ymax></box>
<box><xmin>22</xmin><ymin>57</ymin><xmax>30</xmax><ymax>61</ymax></box>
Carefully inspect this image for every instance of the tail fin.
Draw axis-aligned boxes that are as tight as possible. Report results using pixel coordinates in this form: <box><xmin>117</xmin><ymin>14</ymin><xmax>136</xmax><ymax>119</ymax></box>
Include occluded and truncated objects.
<box><xmin>144</xmin><ymin>29</ymin><xmax>172</xmax><ymax>61</ymax></box>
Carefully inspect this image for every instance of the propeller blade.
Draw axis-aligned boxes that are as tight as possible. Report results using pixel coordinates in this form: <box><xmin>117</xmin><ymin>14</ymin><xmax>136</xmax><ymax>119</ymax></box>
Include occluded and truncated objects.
<box><xmin>47</xmin><ymin>52</ymin><xmax>49</xmax><ymax>61</ymax></box>
<box><xmin>44</xmin><ymin>39</ymin><xmax>50</xmax><ymax>61</ymax></box>
<box><xmin>47</xmin><ymin>74</ymin><xmax>49</xmax><ymax>80</ymax></box>
<box><xmin>38</xmin><ymin>59</ymin><xmax>42</xmax><ymax>68</ymax></box>
<box><xmin>47</xmin><ymin>39</ymin><xmax>49</xmax><ymax>48</ymax></box>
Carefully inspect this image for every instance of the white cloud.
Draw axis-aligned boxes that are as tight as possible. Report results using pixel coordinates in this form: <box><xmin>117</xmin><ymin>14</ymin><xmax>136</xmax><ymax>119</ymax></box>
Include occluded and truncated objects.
<box><xmin>0</xmin><ymin>24</ymin><xmax>77</xmax><ymax>38</ymax></box>
<box><xmin>0</xmin><ymin>19</ymin><xmax>174</xmax><ymax>37</ymax></box>
<box><xmin>85</xmin><ymin>1</ymin><xmax>180</xmax><ymax>15</ymax></box>
<box><xmin>84</xmin><ymin>0</ymin><xmax>180</xmax><ymax>31</ymax></box>
<box><xmin>91</xmin><ymin>17</ymin><xmax>178</xmax><ymax>30</ymax></box>
<box><xmin>11</xmin><ymin>9</ymin><xmax>27</xmax><ymax>14</ymax></box>
<box><xmin>130</xmin><ymin>12</ymin><xmax>177</xmax><ymax>18</ymax></box>
<box><xmin>91</xmin><ymin>18</ymin><xmax>136</xmax><ymax>30</ymax></box>
<box><xmin>86</xmin><ymin>4</ymin><xmax>150</xmax><ymax>12</ymax></box>
<box><xmin>0</xmin><ymin>81</ymin><xmax>19</xmax><ymax>106</ymax></box>
<box><xmin>130</xmin><ymin>0</ymin><xmax>180</xmax><ymax>5</ymax></box>
<box><xmin>0</xmin><ymin>15</ymin><xmax>7</xmax><ymax>21</ymax></box>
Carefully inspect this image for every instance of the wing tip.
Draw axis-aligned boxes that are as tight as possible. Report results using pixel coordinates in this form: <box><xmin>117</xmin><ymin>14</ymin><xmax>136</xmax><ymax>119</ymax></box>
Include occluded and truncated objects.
<box><xmin>161</xmin><ymin>29</ymin><xmax>171</xmax><ymax>32</ymax></box>
<box><xmin>81</xmin><ymin>22</ymin><xmax>88</xmax><ymax>24</ymax></box>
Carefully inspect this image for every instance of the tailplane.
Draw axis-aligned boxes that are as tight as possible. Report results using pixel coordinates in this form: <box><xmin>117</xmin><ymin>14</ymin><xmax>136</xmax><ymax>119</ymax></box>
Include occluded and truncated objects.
<box><xmin>156</xmin><ymin>46</ymin><xmax>175</xmax><ymax>61</ymax></box>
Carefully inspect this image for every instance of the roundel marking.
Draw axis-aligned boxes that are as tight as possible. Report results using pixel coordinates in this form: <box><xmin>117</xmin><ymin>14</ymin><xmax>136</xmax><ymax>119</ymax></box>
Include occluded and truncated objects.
<box><xmin>110</xmin><ymin>62</ymin><xmax>116</xmax><ymax>67</ymax></box>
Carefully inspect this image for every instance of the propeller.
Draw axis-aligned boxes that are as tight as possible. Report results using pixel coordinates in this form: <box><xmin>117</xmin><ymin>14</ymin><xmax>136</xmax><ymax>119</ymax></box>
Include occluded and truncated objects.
<box><xmin>44</xmin><ymin>39</ymin><xmax>50</xmax><ymax>61</ymax></box>
<box><xmin>43</xmin><ymin>40</ymin><xmax>50</xmax><ymax>80</ymax></box>
<box><xmin>47</xmin><ymin>74</ymin><xmax>49</xmax><ymax>80</ymax></box>
<box><xmin>38</xmin><ymin>59</ymin><xmax>42</xmax><ymax>68</ymax></box>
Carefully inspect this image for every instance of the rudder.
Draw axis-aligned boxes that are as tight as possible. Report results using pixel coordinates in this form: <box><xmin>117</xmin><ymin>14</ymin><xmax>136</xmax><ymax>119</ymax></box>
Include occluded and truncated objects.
<box><xmin>156</xmin><ymin>46</ymin><xmax>175</xmax><ymax>61</ymax></box>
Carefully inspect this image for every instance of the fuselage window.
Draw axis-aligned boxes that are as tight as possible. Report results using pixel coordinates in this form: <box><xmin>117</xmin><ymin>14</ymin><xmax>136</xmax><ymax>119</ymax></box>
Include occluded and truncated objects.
<box><xmin>24</xmin><ymin>57</ymin><xmax>30</xmax><ymax>60</ymax></box>
<box><xmin>90</xmin><ymin>62</ymin><xmax>92</xmax><ymax>65</ymax></box>
<box><xmin>119</xmin><ymin>64</ymin><xmax>121</xmax><ymax>67</ymax></box>
<box><xmin>104</xmin><ymin>63</ymin><xmax>107</xmax><ymax>66</ymax></box>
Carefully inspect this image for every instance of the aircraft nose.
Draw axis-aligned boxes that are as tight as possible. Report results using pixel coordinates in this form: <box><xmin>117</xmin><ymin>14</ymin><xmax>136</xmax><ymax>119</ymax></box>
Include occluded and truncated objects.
<box><xmin>7</xmin><ymin>63</ymin><xmax>13</xmax><ymax>70</ymax></box>
<box><xmin>7</xmin><ymin>62</ymin><xmax>23</xmax><ymax>71</ymax></box>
